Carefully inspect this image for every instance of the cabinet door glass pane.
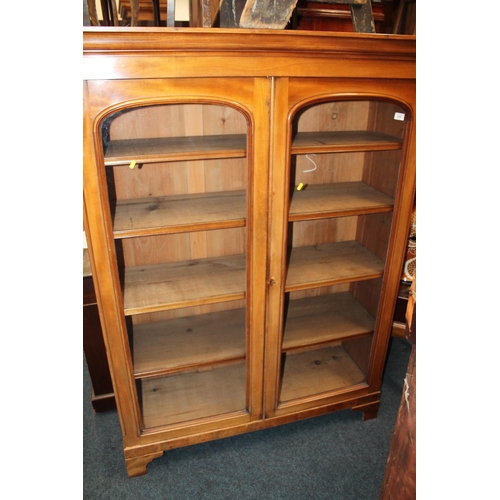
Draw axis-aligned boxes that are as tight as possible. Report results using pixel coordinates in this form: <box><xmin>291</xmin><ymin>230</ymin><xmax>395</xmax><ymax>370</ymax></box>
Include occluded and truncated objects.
<box><xmin>101</xmin><ymin>103</ymin><xmax>250</xmax><ymax>429</ymax></box>
<box><xmin>279</xmin><ymin>99</ymin><xmax>406</xmax><ymax>404</ymax></box>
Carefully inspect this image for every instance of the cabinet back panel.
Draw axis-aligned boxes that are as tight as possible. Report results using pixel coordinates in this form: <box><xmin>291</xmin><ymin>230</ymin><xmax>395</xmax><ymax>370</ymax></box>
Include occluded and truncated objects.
<box><xmin>293</xmin><ymin>152</ymin><xmax>365</xmax><ymax>186</ymax></box>
<box><xmin>108</xmin><ymin>105</ymin><xmax>192</xmax><ymax>139</ymax></box>
<box><xmin>130</xmin><ymin>299</ymin><xmax>247</xmax><ymax>325</ymax></box>
<box><xmin>201</xmin><ymin>104</ymin><xmax>248</xmax><ymax>136</ymax></box>
<box><xmin>295</xmin><ymin>101</ymin><xmax>371</xmax><ymax>132</ymax></box>
<box><xmin>293</xmin><ymin>99</ymin><xmax>406</xmax><ymax>138</ymax></box>
<box><xmin>110</xmin><ymin>162</ymin><xmax>189</xmax><ymax>199</ymax></box>
<box><xmin>119</xmin><ymin>228</ymin><xmax>247</xmax><ymax>267</ymax></box>
<box><xmin>290</xmin><ymin>213</ymin><xmax>392</xmax><ymax>252</ymax></box>
<box><xmin>109</xmin><ymin>158</ymin><xmax>247</xmax><ymax>200</ymax></box>
<box><xmin>290</xmin><ymin>218</ymin><xmax>358</xmax><ymax>248</ymax></box>
<box><xmin>288</xmin><ymin>283</ymin><xmax>350</xmax><ymax>301</ymax></box>
<box><xmin>108</xmin><ymin>104</ymin><xmax>247</xmax><ymax>139</ymax></box>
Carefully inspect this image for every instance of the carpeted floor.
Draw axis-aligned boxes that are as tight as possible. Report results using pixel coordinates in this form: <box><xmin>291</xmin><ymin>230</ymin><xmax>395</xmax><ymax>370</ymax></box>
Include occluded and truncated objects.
<box><xmin>83</xmin><ymin>336</ymin><xmax>411</xmax><ymax>499</ymax></box>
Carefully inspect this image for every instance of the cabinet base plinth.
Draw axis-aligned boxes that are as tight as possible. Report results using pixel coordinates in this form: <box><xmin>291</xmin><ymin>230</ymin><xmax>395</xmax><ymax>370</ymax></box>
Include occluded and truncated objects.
<box><xmin>125</xmin><ymin>451</ymin><xmax>164</xmax><ymax>477</ymax></box>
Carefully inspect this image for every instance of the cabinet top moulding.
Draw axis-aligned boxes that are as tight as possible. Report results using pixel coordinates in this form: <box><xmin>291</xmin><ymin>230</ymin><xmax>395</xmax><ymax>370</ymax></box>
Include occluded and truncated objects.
<box><xmin>83</xmin><ymin>28</ymin><xmax>416</xmax><ymax>81</ymax></box>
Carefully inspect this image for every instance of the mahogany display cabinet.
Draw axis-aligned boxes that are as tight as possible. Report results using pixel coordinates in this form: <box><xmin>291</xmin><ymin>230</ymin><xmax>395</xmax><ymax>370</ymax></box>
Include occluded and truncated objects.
<box><xmin>83</xmin><ymin>27</ymin><xmax>416</xmax><ymax>477</ymax></box>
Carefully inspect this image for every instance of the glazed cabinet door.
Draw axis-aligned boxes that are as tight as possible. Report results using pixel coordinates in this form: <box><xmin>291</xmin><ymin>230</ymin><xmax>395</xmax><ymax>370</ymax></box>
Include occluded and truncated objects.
<box><xmin>265</xmin><ymin>77</ymin><xmax>416</xmax><ymax>418</ymax></box>
<box><xmin>83</xmin><ymin>77</ymin><xmax>270</xmax><ymax>446</ymax></box>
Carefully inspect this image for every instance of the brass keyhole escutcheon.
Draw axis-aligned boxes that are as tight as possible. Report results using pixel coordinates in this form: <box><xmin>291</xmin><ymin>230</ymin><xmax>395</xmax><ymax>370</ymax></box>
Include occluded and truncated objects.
<box><xmin>269</xmin><ymin>278</ymin><xmax>276</xmax><ymax>285</ymax></box>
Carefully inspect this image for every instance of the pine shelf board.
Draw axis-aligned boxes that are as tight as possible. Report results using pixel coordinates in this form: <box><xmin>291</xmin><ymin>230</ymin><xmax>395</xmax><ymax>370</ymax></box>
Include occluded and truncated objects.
<box><xmin>141</xmin><ymin>362</ymin><xmax>247</xmax><ymax>429</ymax></box>
<box><xmin>123</xmin><ymin>253</ymin><xmax>246</xmax><ymax>315</ymax></box>
<box><xmin>113</xmin><ymin>190</ymin><xmax>246</xmax><ymax>237</ymax></box>
<box><xmin>291</xmin><ymin>131</ymin><xmax>402</xmax><ymax>154</ymax></box>
<box><xmin>286</xmin><ymin>240</ymin><xmax>385</xmax><ymax>292</ymax></box>
<box><xmin>283</xmin><ymin>292</ymin><xmax>375</xmax><ymax>351</ymax></box>
<box><xmin>104</xmin><ymin>134</ymin><xmax>247</xmax><ymax>165</ymax></box>
<box><xmin>133</xmin><ymin>308</ymin><xmax>246</xmax><ymax>378</ymax></box>
<box><xmin>279</xmin><ymin>345</ymin><xmax>366</xmax><ymax>403</ymax></box>
<box><xmin>289</xmin><ymin>182</ymin><xmax>394</xmax><ymax>221</ymax></box>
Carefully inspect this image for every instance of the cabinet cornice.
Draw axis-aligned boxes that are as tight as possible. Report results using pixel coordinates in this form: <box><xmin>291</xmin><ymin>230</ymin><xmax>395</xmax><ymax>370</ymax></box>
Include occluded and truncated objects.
<box><xmin>83</xmin><ymin>28</ymin><xmax>416</xmax><ymax>81</ymax></box>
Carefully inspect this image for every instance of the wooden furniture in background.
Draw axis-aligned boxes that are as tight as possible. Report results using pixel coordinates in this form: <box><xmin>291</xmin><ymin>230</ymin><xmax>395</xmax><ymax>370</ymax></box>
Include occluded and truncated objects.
<box><xmin>83</xmin><ymin>28</ymin><xmax>416</xmax><ymax>477</ymax></box>
<box><xmin>189</xmin><ymin>0</ymin><xmax>219</xmax><ymax>26</ymax></box>
<box><xmin>86</xmin><ymin>0</ymin><xmax>119</xmax><ymax>26</ymax></box>
<box><xmin>83</xmin><ymin>249</ymin><xmax>116</xmax><ymax>412</ymax></box>
<box><xmin>120</xmin><ymin>0</ymin><xmax>176</xmax><ymax>26</ymax></box>
<box><xmin>190</xmin><ymin>0</ymin><xmax>385</xmax><ymax>30</ymax></box>
<box><xmin>293</xmin><ymin>0</ymin><xmax>394</xmax><ymax>32</ymax></box>
<box><xmin>392</xmin><ymin>0</ymin><xmax>415</xmax><ymax>34</ymax></box>
<box><xmin>391</xmin><ymin>282</ymin><xmax>411</xmax><ymax>337</ymax></box>
<box><xmin>392</xmin><ymin>198</ymin><xmax>415</xmax><ymax>336</ymax></box>
<box><xmin>380</xmin><ymin>277</ymin><xmax>416</xmax><ymax>499</ymax></box>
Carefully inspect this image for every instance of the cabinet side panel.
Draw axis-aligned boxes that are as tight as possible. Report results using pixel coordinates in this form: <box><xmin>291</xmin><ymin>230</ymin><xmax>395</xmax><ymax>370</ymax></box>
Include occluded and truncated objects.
<box><xmin>356</xmin><ymin>212</ymin><xmax>394</xmax><ymax>262</ymax></box>
<box><xmin>349</xmin><ymin>278</ymin><xmax>383</xmax><ymax>324</ymax></box>
<box><xmin>367</xmin><ymin>101</ymin><xmax>406</xmax><ymax>138</ymax></box>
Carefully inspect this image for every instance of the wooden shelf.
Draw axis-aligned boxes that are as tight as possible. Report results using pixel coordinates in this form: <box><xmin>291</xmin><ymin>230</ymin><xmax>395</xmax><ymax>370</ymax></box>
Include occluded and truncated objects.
<box><xmin>289</xmin><ymin>182</ymin><xmax>394</xmax><ymax>221</ymax></box>
<box><xmin>279</xmin><ymin>345</ymin><xmax>367</xmax><ymax>403</ymax></box>
<box><xmin>291</xmin><ymin>131</ymin><xmax>402</xmax><ymax>154</ymax></box>
<box><xmin>286</xmin><ymin>240</ymin><xmax>385</xmax><ymax>292</ymax></box>
<box><xmin>113</xmin><ymin>190</ymin><xmax>246</xmax><ymax>238</ymax></box>
<box><xmin>283</xmin><ymin>292</ymin><xmax>375</xmax><ymax>352</ymax></box>
<box><xmin>104</xmin><ymin>134</ymin><xmax>247</xmax><ymax>166</ymax></box>
<box><xmin>123</xmin><ymin>253</ymin><xmax>246</xmax><ymax>315</ymax></box>
<box><xmin>141</xmin><ymin>362</ymin><xmax>247</xmax><ymax>429</ymax></box>
<box><xmin>133</xmin><ymin>308</ymin><xmax>246</xmax><ymax>378</ymax></box>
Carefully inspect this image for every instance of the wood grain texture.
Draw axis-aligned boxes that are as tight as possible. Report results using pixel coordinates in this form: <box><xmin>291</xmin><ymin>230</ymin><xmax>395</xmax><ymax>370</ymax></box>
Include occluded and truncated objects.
<box><xmin>123</xmin><ymin>253</ymin><xmax>246</xmax><ymax>314</ymax></box>
<box><xmin>124</xmin><ymin>451</ymin><xmax>164</xmax><ymax>477</ymax></box>
<box><xmin>349</xmin><ymin>276</ymin><xmax>383</xmax><ymax>319</ymax></box>
<box><xmin>133</xmin><ymin>307</ymin><xmax>246</xmax><ymax>377</ymax></box>
<box><xmin>190</xmin><ymin>0</ymin><xmax>221</xmax><ymax>27</ymax></box>
<box><xmin>83</xmin><ymin>28</ymin><xmax>416</xmax><ymax>60</ymax></box>
<box><xmin>289</xmin><ymin>182</ymin><xmax>394</xmax><ymax>220</ymax></box>
<box><xmin>83</xmin><ymin>29</ymin><xmax>416</xmax><ymax>82</ymax></box>
<box><xmin>356</xmin><ymin>211</ymin><xmax>393</xmax><ymax>262</ymax></box>
<box><xmin>141</xmin><ymin>363</ymin><xmax>247</xmax><ymax>428</ymax></box>
<box><xmin>286</xmin><ymin>240</ymin><xmax>385</xmax><ymax>291</ymax></box>
<box><xmin>113</xmin><ymin>190</ymin><xmax>246</xmax><ymax>237</ymax></box>
<box><xmin>291</xmin><ymin>130</ymin><xmax>402</xmax><ymax>154</ymax></box>
<box><xmin>105</xmin><ymin>134</ymin><xmax>247</xmax><ymax>165</ymax></box>
<box><xmin>280</xmin><ymin>345</ymin><xmax>366</xmax><ymax>402</ymax></box>
<box><xmin>283</xmin><ymin>292</ymin><xmax>375</xmax><ymax>351</ymax></box>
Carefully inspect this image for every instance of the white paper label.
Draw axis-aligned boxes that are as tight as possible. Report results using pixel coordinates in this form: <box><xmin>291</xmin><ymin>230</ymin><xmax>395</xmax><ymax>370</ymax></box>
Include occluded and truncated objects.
<box><xmin>394</xmin><ymin>112</ymin><xmax>405</xmax><ymax>121</ymax></box>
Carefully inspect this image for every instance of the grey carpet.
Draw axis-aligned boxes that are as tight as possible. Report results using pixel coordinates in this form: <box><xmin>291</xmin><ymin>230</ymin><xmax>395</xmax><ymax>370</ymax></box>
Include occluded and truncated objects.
<box><xmin>84</xmin><ymin>337</ymin><xmax>411</xmax><ymax>499</ymax></box>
